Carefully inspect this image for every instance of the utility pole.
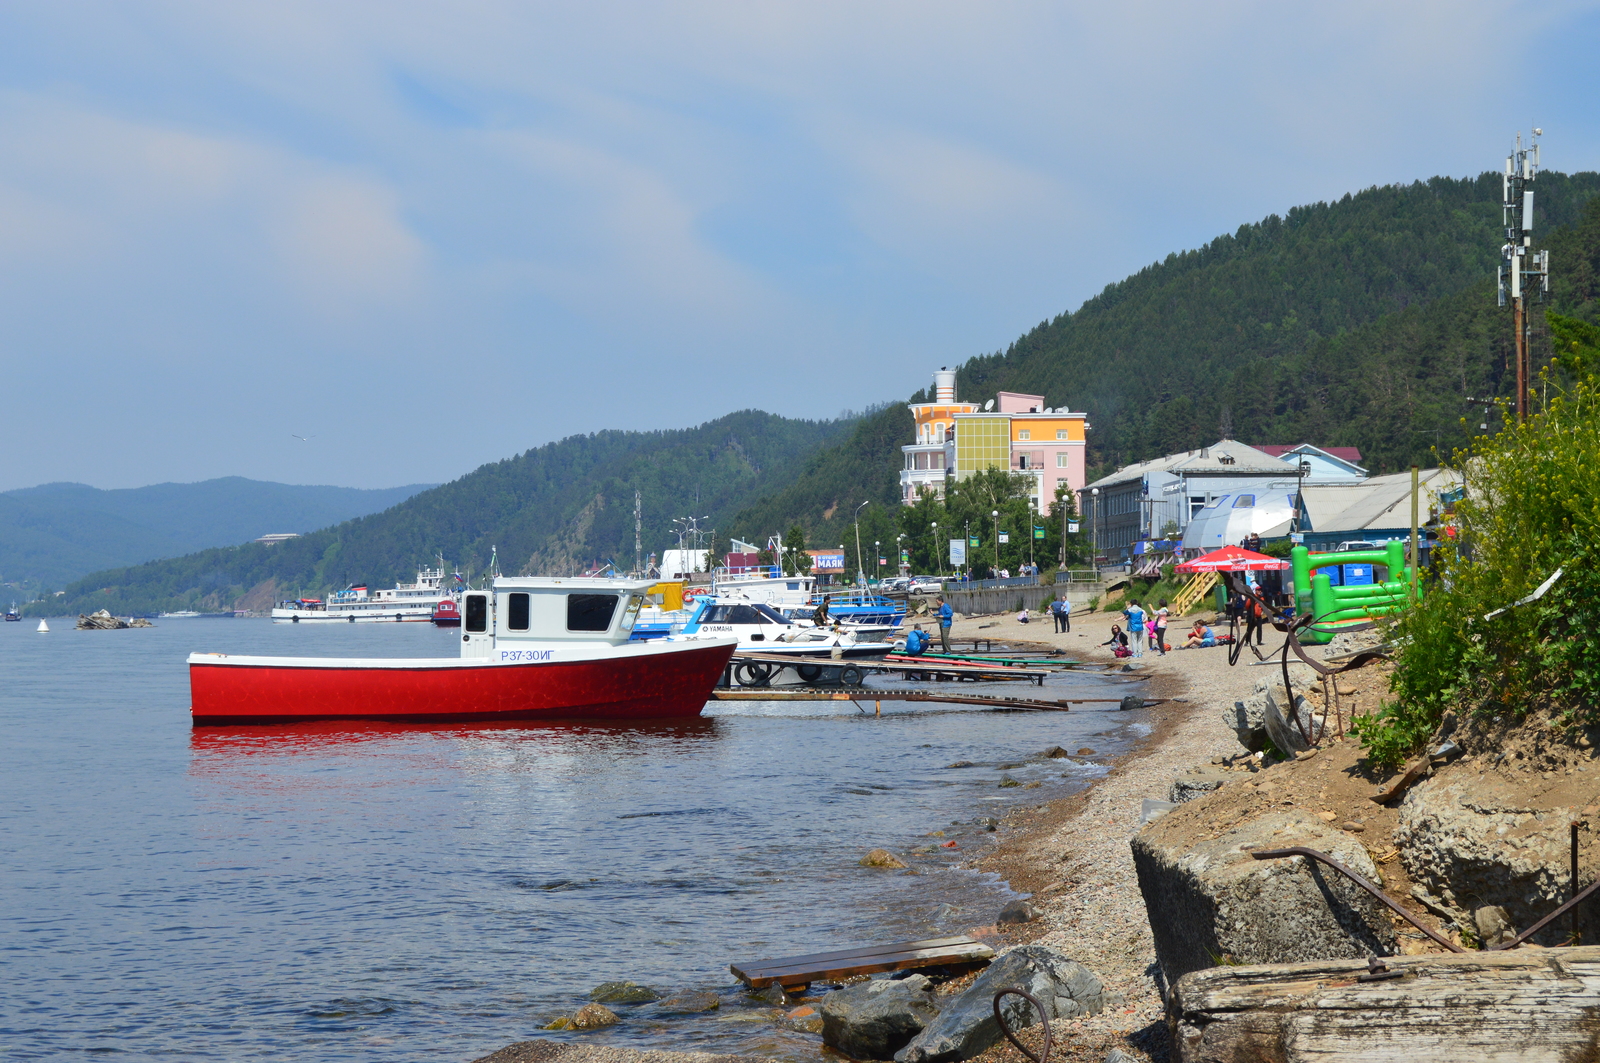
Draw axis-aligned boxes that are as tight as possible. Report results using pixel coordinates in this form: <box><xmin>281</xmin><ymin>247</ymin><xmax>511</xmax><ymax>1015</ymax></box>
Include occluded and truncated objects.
<box><xmin>634</xmin><ymin>490</ymin><xmax>642</xmax><ymax>577</ymax></box>
<box><xmin>1499</xmin><ymin>129</ymin><xmax>1550</xmax><ymax>422</ymax></box>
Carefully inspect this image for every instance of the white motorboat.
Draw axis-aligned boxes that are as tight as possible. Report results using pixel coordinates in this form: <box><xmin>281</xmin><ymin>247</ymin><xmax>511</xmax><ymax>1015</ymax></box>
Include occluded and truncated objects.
<box><xmin>670</xmin><ymin>598</ymin><xmax>893</xmax><ymax>659</ymax></box>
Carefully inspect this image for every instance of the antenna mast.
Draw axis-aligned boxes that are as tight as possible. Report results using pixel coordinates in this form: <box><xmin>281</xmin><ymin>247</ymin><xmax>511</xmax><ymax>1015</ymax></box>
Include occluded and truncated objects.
<box><xmin>1499</xmin><ymin>128</ymin><xmax>1550</xmax><ymax>422</ymax></box>
<box><xmin>634</xmin><ymin>490</ymin><xmax>642</xmax><ymax>577</ymax></box>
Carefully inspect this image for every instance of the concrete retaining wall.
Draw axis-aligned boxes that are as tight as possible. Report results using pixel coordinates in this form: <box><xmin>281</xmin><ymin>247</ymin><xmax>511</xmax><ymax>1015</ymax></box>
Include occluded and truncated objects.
<box><xmin>938</xmin><ymin>581</ymin><xmax>1106</xmax><ymax>617</ymax></box>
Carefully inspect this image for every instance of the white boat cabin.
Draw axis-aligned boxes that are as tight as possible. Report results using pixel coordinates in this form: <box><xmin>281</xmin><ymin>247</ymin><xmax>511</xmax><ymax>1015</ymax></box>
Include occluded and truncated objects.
<box><xmin>460</xmin><ymin>577</ymin><xmax>651</xmax><ymax>657</ymax></box>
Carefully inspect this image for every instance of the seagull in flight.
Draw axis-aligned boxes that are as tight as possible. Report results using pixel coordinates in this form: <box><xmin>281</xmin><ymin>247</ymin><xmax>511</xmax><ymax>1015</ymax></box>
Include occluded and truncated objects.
<box><xmin>292</xmin><ymin>434</ymin><xmax>315</xmax><ymax>442</ymax></box>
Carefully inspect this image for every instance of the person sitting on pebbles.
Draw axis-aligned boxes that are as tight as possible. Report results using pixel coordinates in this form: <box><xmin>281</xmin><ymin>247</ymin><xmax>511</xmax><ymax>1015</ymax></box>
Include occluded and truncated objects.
<box><xmin>1103</xmin><ymin>624</ymin><xmax>1130</xmax><ymax>657</ymax></box>
<box><xmin>1182</xmin><ymin>620</ymin><xmax>1217</xmax><ymax>648</ymax></box>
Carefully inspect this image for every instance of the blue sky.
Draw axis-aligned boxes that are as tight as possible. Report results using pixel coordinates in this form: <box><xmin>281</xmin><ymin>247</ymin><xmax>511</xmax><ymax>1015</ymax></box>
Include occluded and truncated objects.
<box><xmin>1</xmin><ymin>1</ymin><xmax>1597</xmax><ymax>491</ymax></box>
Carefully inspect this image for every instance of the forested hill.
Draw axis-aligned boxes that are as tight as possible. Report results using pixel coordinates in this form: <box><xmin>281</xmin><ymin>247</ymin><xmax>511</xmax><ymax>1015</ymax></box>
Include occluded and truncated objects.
<box><xmin>732</xmin><ymin>171</ymin><xmax>1600</xmax><ymax>549</ymax></box>
<box><xmin>38</xmin><ymin>411</ymin><xmax>851</xmax><ymax>616</ymax></box>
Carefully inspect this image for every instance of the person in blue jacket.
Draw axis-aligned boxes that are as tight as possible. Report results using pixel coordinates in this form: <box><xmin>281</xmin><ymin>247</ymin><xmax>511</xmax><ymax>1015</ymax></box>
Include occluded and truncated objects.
<box><xmin>904</xmin><ymin>625</ymin><xmax>930</xmax><ymax>655</ymax></box>
<box><xmin>935</xmin><ymin>596</ymin><xmax>954</xmax><ymax>652</ymax></box>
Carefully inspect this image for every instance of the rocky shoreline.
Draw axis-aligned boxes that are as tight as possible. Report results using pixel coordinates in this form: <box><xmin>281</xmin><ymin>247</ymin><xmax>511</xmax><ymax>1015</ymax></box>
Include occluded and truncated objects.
<box><xmin>471</xmin><ymin>606</ymin><xmax>1261</xmax><ymax>1063</ymax></box>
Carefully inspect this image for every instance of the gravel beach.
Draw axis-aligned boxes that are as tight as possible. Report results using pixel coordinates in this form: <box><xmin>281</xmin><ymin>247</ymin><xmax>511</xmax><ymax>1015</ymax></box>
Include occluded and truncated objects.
<box><xmin>940</xmin><ymin>603</ymin><xmax>1280</xmax><ymax>1063</ymax></box>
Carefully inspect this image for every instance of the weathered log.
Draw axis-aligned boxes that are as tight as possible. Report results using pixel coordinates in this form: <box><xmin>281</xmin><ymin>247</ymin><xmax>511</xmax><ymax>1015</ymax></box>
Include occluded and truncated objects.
<box><xmin>1169</xmin><ymin>946</ymin><xmax>1600</xmax><ymax>1062</ymax></box>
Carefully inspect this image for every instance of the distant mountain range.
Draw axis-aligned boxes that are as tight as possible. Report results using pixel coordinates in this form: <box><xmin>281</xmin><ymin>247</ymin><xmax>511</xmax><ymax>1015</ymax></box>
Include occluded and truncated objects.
<box><xmin>37</xmin><ymin>411</ymin><xmax>852</xmax><ymax>616</ymax></box>
<box><xmin>1</xmin><ymin>478</ymin><xmax>434</xmax><ymax>593</ymax></box>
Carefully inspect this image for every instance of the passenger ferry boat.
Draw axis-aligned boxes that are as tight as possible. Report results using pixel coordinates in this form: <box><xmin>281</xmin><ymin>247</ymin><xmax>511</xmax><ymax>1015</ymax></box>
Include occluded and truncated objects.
<box><xmin>4</xmin><ymin>602</ymin><xmax>20</xmax><ymax>622</ymax></box>
<box><xmin>271</xmin><ymin>566</ymin><xmax>454</xmax><ymax>623</ymax></box>
<box><xmin>191</xmin><ymin>577</ymin><xmax>737</xmax><ymax>724</ymax></box>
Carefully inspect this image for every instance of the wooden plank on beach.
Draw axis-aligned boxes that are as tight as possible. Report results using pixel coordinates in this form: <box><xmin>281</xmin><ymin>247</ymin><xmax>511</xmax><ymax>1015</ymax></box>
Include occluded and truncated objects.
<box><xmin>708</xmin><ymin>688</ymin><xmax>1161</xmax><ymax>711</ymax></box>
<box><xmin>1170</xmin><ymin>947</ymin><xmax>1600</xmax><ymax>1063</ymax></box>
<box><xmin>731</xmin><ymin>935</ymin><xmax>995</xmax><ymax>988</ymax></box>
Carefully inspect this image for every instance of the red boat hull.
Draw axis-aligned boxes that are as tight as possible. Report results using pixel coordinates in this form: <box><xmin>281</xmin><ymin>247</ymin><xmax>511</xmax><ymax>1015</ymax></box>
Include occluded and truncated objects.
<box><xmin>190</xmin><ymin>640</ymin><xmax>735</xmax><ymax>725</ymax></box>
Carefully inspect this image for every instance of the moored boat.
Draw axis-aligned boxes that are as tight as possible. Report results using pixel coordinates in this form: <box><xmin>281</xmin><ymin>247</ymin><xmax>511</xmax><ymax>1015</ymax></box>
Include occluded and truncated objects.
<box><xmin>191</xmin><ymin>577</ymin><xmax>737</xmax><ymax>725</ymax></box>
<box><xmin>271</xmin><ymin>565</ymin><xmax>455</xmax><ymax>623</ymax></box>
<box><xmin>669</xmin><ymin>597</ymin><xmax>894</xmax><ymax>659</ymax></box>
<box><xmin>4</xmin><ymin>602</ymin><xmax>20</xmax><ymax>622</ymax></box>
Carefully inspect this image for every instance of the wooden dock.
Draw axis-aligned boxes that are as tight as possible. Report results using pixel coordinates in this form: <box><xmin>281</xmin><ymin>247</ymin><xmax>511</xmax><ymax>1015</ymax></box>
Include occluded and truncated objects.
<box><xmin>709</xmin><ymin>687</ymin><xmax>1159</xmax><ymax>712</ymax></box>
<box><xmin>725</xmin><ymin>651</ymin><xmax>1050</xmax><ymax>686</ymax></box>
<box><xmin>731</xmin><ymin>935</ymin><xmax>995</xmax><ymax>993</ymax></box>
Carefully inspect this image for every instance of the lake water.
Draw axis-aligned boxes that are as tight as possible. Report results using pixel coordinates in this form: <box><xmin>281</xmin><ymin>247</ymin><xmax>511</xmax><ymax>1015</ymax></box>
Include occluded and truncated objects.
<box><xmin>0</xmin><ymin>620</ymin><xmax>1147</xmax><ymax>1062</ymax></box>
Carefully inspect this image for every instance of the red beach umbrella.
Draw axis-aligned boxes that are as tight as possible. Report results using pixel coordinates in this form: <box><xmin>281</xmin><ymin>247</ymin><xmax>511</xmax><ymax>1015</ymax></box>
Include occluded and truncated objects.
<box><xmin>1174</xmin><ymin>545</ymin><xmax>1291</xmax><ymax>573</ymax></box>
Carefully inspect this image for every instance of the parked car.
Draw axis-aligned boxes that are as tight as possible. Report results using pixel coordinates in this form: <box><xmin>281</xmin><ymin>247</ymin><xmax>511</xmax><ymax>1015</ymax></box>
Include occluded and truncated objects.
<box><xmin>878</xmin><ymin>576</ymin><xmax>912</xmax><ymax>592</ymax></box>
<box><xmin>909</xmin><ymin>576</ymin><xmax>943</xmax><ymax>594</ymax></box>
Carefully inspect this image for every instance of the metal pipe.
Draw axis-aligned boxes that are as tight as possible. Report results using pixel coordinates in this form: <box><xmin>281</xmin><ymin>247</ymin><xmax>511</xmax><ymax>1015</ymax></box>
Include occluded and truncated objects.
<box><xmin>992</xmin><ymin>988</ymin><xmax>1051</xmax><ymax>1063</ymax></box>
<box><xmin>1250</xmin><ymin>846</ymin><xmax>1464</xmax><ymax>953</ymax></box>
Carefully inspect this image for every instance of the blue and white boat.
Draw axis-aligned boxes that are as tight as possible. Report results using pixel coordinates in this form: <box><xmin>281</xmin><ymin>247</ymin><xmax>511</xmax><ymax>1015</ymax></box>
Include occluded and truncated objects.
<box><xmin>667</xmin><ymin>598</ymin><xmax>893</xmax><ymax>659</ymax></box>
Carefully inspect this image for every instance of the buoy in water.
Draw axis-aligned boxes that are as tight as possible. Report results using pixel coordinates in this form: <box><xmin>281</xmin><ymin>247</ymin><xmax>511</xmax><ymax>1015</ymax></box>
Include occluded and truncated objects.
<box><xmin>37</xmin><ymin>619</ymin><xmax>49</xmax><ymax>632</ymax></box>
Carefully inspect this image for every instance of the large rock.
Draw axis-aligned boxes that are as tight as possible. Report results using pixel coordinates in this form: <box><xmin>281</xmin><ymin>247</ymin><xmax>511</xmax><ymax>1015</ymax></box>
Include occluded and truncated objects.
<box><xmin>1131</xmin><ymin>810</ymin><xmax>1395</xmax><ymax>989</ymax></box>
<box><xmin>1224</xmin><ymin>679</ymin><xmax>1316</xmax><ymax>754</ymax></box>
<box><xmin>652</xmin><ymin>990</ymin><xmax>721</xmax><ymax>1014</ymax></box>
<box><xmin>894</xmin><ymin>945</ymin><xmax>1103</xmax><ymax>1063</ymax></box>
<box><xmin>861</xmin><ymin>849</ymin><xmax>909</xmax><ymax>869</ymax></box>
<box><xmin>820</xmin><ymin>974</ymin><xmax>940</xmax><ymax>1060</ymax></box>
<box><xmin>76</xmin><ymin>609</ymin><xmax>129</xmax><ymax>630</ymax></box>
<box><xmin>590</xmin><ymin>980</ymin><xmax>661</xmax><ymax>1004</ymax></box>
<box><xmin>1396</xmin><ymin>773</ymin><xmax>1595</xmax><ymax>946</ymax></box>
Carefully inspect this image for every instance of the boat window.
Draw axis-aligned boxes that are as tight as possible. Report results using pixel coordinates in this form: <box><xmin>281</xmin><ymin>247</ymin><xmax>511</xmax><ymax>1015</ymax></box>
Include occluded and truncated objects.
<box><xmin>621</xmin><ymin>594</ymin><xmax>644</xmax><ymax>629</ymax></box>
<box><xmin>1232</xmin><ymin>495</ymin><xmax>1256</xmax><ymax>509</ymax></box>
<box><xmin>507</xmin><ymin>592</ymin><xmax>530</xmax><ymax>631</ymax></box>
<box><xmin>465</xmin><ymin>594</ymin><xmax>488</xmax><ymax>632</ymax></box>
<box><xmin>568</xmin><ymin>593</ymin><xmax>618</xmax><ymax>632</ymax></box>
<box><xmin>754</xmin><ymin>604</ymin><xmax>789</xmax><ymax>624</ymax></box>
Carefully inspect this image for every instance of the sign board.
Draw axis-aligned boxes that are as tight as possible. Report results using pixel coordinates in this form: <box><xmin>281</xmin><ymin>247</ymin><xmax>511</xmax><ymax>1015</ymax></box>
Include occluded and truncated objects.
<box><xmin>998</xmin><ymin>532</ymin><xmax>1010</xmax><ymax>544</ymax></box>
<box><xmin>949</xmin><ymin>538</ymin><xmax>967</xmax><ymax>566</ymax></box>
<box><xmin>968</xmin><ymin>535</ymin><xmax>980</xmax><ymax>547</ymax></box>
<box><xmin>1068</xmin><ymin>522</ymin><xmax>1079</xmax><ymax>534</ymax></box>
<box><xmin>899</xmin><ymin>550</ymin><xmax>910</xmax><ymax>564</ymax></box>
<box><xmin>1290</xmin><ymin>533</ymin><xmax>1305</xmax><ymax>544</ymax></box>
<box><xmin>810</xmin><ymin>551</ymin><xmax>845</xmax><ymax>572</ymax></box>
<box><xmin>877</xmin><ymin>557</ymin><xmax>886</xmax><ymax>566</ymax></box>
<box><xmin>1033</xmin><ymin>526</ymin><xmax>1045</xmax><ymax>539</ymax></box>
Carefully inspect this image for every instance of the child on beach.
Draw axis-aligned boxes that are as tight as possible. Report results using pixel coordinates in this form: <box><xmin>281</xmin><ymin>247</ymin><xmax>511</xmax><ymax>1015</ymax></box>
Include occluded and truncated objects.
<box><xmin>1123</xmin><ymin>600</ymin><xmax>1146</xmax><ymax>657</ymax></box>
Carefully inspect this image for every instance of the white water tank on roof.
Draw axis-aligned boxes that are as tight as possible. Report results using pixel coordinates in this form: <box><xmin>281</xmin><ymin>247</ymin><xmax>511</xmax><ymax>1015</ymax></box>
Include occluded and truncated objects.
<box><xmin>934</xmin><ymin>369</ymin><xmax>956</xmax><ymax>403</ymax></box>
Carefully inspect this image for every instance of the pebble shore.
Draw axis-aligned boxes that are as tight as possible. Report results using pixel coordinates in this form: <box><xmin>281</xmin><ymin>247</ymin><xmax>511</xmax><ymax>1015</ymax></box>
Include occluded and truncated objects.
<box><xmin>942</xmin><ymin>605</ymin><xmax>1275</xmax><ymax>1063</ymax></box>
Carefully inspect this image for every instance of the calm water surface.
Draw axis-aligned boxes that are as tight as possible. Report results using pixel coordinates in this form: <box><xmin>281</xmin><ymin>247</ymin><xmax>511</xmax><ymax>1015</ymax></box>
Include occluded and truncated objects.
<box><xmin>0</xmin><ymin>620</ymin><xmax>1147</xmax><ymax>1061</ymax></box>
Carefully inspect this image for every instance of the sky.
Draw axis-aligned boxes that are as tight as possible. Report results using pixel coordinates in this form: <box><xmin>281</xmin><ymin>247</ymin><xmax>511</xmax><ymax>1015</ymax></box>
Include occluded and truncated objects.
<box><xmin>1</xmin><ymin>1</ymin><xmax>1597</xmax><ymax>492</ymax></box>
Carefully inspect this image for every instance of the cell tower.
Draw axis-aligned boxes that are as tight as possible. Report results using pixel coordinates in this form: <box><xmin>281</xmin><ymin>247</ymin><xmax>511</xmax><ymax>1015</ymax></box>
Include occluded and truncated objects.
<box><xmin>1498</xmin><ymin>128</ymin><xmax>1551</xmax><ymax>422</ymax></box>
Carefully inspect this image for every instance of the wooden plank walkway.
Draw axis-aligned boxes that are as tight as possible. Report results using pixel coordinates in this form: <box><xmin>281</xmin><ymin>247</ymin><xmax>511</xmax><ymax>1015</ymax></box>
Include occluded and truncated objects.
<box><xmin>731</xmin><ymin>935</ymin><xmax>995</xmax><ymax>991</ymax></box>
<box><xmin>709</xmin><ymin>687</ymin><xmax>1161</xmax><ymax>711</ymax></box>
<box><xmin>726</xmin><ymin>652</ymin><xmax>1050</xmax><ymax>685</ymax></box>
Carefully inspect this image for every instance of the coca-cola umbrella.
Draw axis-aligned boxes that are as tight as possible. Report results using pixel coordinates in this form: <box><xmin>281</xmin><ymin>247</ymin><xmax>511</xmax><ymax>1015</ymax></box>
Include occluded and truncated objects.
<box><xmin>1174</xmin><ymin>545</ymin><xmax>1291</xmax><ymax>573</ymax></box>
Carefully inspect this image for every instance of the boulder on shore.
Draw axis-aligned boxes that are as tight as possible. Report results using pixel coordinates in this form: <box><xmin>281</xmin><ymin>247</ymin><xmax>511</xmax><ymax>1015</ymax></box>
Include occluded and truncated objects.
<box><xmin>820</xmin><ymin>974</ymin><xmax>940</xmax><ymax>1060</ymax></box>
<box><xmin>652</xmin><ymin>990</ymin><xmax>721</xmax><ymax>1014</ymax></box>
<box><xmin>1397</xmin><ymin>773</ymin><xmax>1598</xmax><ymax>945</ymax></box>
<box><xmin>1132</xmin><ymin>810</ymin><xmax>1395</xmax><ymax>989</ymax></box>
<box><xmin>1169</xmin><ymin>768</ymin><xmax>1233</xmax><ymax>804</ymax></box>
<box><xmin>893</xmin><ymin>945</ymin><xmax>1104</xmax><ymax>1063</ymax></box>
<box><xmin>77</xmin><ymin>609</ymin><xmax>129</xmax><ymax>630</ymax></box>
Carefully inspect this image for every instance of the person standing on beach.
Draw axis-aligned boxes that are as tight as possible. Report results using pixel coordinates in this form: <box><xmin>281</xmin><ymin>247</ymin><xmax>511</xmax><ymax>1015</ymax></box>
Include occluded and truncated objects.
<box><xmin>1153</xmin><ymin>600</ymin><xmax>1169</xmax><ymax>655</ymax></box>
<box><xmin>1123</xmin><ymin>599</ymin><xmax>1146</xmax><ymax>657</ymax></box>
<box><xmin>1050</xmin><ymin>595</ymin><xmax>1070</xmax><ymax>633</ymax></box>
<box><xmin>935</xmin><ymin>596</ymin><xmax>953</xmax><ymax>653</ymax></box>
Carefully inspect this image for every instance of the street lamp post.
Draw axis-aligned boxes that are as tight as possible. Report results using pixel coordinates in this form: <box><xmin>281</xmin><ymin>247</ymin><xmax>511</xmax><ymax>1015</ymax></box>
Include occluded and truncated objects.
<box><xmin>896</xmin><ymin>533</ymin><xmax>907</xmax><ymax>576</ymax></box>
<box><xmin>873</xmin><ymin>540</ymin><xmax>880</xmax><ymax>584</ymax></box>
<box><xmin>964</xmin><ymin>520</ymin><xmax>971</xmax><ymax>581</ymax></box>
<box><xmin>991</xmin><ymin>509</ymin><xmax>1000</xmax><ymax>574</ymax></box>
<box><xmin>1091</xmin><ymin>488</ymin><xmax>1101</xmax><ymax>582</ymax></box>
<box><xmin>853</xmin><ymin>501</ymin><xmax>870</xmax><ymax>587</ymax></box>
<box><xmin>930</xmin><ymin>522</ymin><xmax>939</xmax><ymax>578</ymax></box>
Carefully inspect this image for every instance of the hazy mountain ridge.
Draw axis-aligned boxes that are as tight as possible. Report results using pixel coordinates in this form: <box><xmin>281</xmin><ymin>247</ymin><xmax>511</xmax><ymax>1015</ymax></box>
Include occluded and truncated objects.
<box><xmin>1</xmin><ymin>477</ymin><xmax>434</xmax><ymax>592</ymax></box>
<box><xmin>36</xmin><ymin>411</ymin><xmax>852</xmax><ymax>615</ymax></box>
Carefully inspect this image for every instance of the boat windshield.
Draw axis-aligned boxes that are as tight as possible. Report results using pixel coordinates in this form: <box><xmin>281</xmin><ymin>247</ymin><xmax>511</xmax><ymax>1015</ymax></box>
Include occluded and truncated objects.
<box><xmin>701</xmin><ymin>604</ymin><xmax>776</xmax><ymax>625</ymax></box>
<box><xmin>753</xmin><ymin>604</ymin><xmax>789</xmax><ymax>624</ymax></box>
